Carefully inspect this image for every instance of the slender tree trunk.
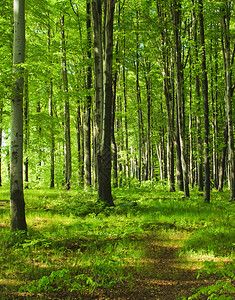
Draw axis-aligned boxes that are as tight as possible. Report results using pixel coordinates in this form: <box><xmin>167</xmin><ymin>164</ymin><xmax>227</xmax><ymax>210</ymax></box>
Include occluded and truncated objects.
<box><xmin>92</xmin><ymin>0</ymin><xmax>103</xmax><ymax>193</ymax></box>
<box><xmin>47</xmin><ymin>17</ymin><xmax>55</xmax><ymax>188</ymax></box>
<box><xmin>221</xmin><ymin>1</ymin><xmax>235</xmax><ymax>201</ymax></box>
<box><xmin>192</xmin><ymin>5</ymin><xmax>204</xmax><ymax>191</ymax></box>
<box><xmin>173</xmin><ymin>0</ymin><xmax>189</xmax><ymax>197</ymax></box>
<box><xmin>136</xmin><ymin>14</ymin><xmax>143</xmax><ymax>183</ymax></box>
<box><xmin>36</xmin><ymin>102</ymin><xmax>42</xmax><ymax>180</ymax></box>
<box><xmin>61</xmin><ymin>15</ymin><xmax>72</xmax><ymax>190</ymax></box>
<box><xmin>189</xmin><ymin>60</ymin><xmax>194</xmax><ymax>188</ymax></box>
<box><xmin>112</xmin><ymin>41</ymin><xmax>118</xmax><ymax>188</ymax></box>
<box><xmin>123</xmin><ymin>33</ymin><xmax>130</xmax><ymax>185</ymax></box>
<box><xmin>218</xmin><ymin>122</ymin><xmax>228</xmax><ymax>191</ymax></box>
<box><xmin>49</xmin><ymin>79</ymin><xmax>55</xmax><ymax>188</ymax></box>
<box><xmin>163</xmin><ymin>67</ymin><xmax>175</xmax><ymax>191</ymax></box>
<box><xmin>198</xmin><ymin>0</ymin><xmax>210</xmax><ymax>203</ymax></box>
<box><xmin>24</xmin><ymin>72</ymin><xmax>29</xmax><ymax>188</ymax></box>
<box><xmin>212</xmin><ymin>52</ymin><xmax>219</xmax><ymax>189</ymax></box>
<box><xmin>84</xmin><ymin>0</ymin><xmax>92</xmax><ymax>188</ymax></box>
<box><xmin>11</xmin><ymin>0</ymin><xmax>27</xmax><ymax>232</ymax></box>
<box><xmin>144</xmin><ymin>63</ymin><xmax>152</xmax><ymax>181</ymax></box>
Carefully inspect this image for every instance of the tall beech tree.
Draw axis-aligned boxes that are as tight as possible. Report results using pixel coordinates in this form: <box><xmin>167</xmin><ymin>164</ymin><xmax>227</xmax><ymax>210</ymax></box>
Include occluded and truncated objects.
<box><xmin>92</xmin><ymin>0</ymin><xmax>115</xmax><ymax>205</ymax></box>
<box><xmin>198</xmin><ymin>0</ymin><xmax>210</xmax><ymax>203</ymax></box>
<box><xmin>221</xmin><ymin>0</ymin><xmax>235</xmax><ymax>201</ymax></box>
<box><xmin>61</xmin><ymin>15</ymin><xmax>72</xmax><ymax>190</ymax></box>
<box><xmin>84</xmin><ymin>0</ymin><xmax>92</xmax><ymax>188</ymax></box>
<box><xmin>172</xmin><ymin>0</ymin><xmax>190</xmax><ymax>198</ymax></box>
<box><xmin>10</xmin><ymin>0</ymin><xmax>27</xmax><ymax>231</ymax></box>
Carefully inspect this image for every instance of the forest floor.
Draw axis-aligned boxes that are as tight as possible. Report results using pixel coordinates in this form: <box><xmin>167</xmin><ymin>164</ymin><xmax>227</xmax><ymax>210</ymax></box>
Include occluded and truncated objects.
<box><xmin>0</xmin><ymin>186</ymin><xmax>234</xmax><ymax>299</ymax></box>
<box><xmin>82</xmin><ymin>234</ymin><xmax>215</xmax><ymax>300</ymax></box>
<box><xmin>2</xmin><ymin>232</ymin><xmax>213</xmax><ymax>300</ymax></box>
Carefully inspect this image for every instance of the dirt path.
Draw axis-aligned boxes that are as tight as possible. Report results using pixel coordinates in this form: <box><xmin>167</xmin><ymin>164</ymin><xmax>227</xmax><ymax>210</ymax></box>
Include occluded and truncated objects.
<box><xmin>86</xmin><ymin>235</ymin><xmax>211</xmax><ymax>300</ymax></box>
<box><xmin>1</xmin><ymin>233</ymin><xmax>215</xmax><ymax>299</ymax></box>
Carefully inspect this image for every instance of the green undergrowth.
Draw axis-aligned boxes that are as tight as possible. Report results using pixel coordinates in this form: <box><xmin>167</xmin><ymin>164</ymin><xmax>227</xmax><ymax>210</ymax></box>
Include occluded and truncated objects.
<box><xmin>0</xmin><ymin>183</ymin><xmax>234</xmax><ymax>299</ymax></box>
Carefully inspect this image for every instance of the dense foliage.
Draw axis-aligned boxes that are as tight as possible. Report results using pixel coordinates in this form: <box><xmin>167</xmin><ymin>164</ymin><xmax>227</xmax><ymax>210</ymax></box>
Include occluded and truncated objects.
<box><xmin>0</xmin><ymin>0</ymin><xmax>234</xmax><ymax>199</ymax></box>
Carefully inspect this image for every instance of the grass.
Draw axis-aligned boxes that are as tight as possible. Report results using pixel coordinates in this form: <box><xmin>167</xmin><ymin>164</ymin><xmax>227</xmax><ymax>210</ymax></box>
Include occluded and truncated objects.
<box><xmin>0</xmin><ymin>183</ymin><xmax>234</xmax><ymax>299</ymax></box>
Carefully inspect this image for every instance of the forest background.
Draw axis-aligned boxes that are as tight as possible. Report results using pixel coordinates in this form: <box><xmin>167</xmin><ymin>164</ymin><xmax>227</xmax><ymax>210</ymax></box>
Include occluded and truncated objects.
<box><xmin>0</xmin><ymin>0</ymin><xmax>234</xmax><ymax>205</ymax></box>
<box><xmin>0</xmin><ymin>0</ymin><xmax>235</xmax><ymax>299</ymax></box>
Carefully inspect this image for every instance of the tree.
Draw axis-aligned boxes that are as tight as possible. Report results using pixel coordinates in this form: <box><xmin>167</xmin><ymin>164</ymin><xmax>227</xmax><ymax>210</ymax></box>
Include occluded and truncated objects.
<box><xmin>10</xmin><ymin>0</ymin><xmax>27</xmax><ymax>232</ymax></box>
<box><xmin>84</xmin><ymin>0</ymin><xmax>92</xmax><ymax>188</ymax></box>
<box><xmin>221</xmin><ymin>0</ymin><xmax>235</xmax><ymax>201</ymax></box>
<box><xmin>172</xmin><ymin>0</ymin><xmax>190</xmax><ymax>197</ymax></box>
<box><xmin>198</xmin><ymin>0</ymin><xmax>210</xmax><ymax>203</ymax></box>
<box><xmin>92</xmin><ymin>0</ymin><xmax>115</xmax><ymax>206</ymax></box>
<box><xmin>61</xmin><ymin>15</ymin><xmax>72</xmax><ymax>190</ymax></box>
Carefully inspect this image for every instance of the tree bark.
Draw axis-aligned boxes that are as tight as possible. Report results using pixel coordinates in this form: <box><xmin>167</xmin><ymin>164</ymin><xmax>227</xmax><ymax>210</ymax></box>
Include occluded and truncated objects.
<box><xmin>218</xmin><ymin>122</ymin><xmax>228</xmax><ymax>191</ymax></box>
<box><xmin>112</xmin><ymin>40</ymin><xmax>119</xmax><ymax>188</ymax></box>
<box><xmin>24</xmin><ymin>72</ymin><xmax>29</xmax><ymax>188</ymax></box>
<box><xmin>192</xmin><ymin>5</ymin><xmax>204</xmax><ymax>191</ymax></box>
<box><xmin>11</xmin><ymin>0</ymin><xmax>27</xmax><ymax>232</ymax></box>
<box><xmin>173</xmin><ymin>0</ymin><xmax>189</xmax><ymax>197</ymax></box>
<box><xmin>136</xmin><ymin>12</ymin><xmax>143</xmax><ymax>183</ymax></box>
<box><xmin>47</xmin><ymin>16</ymin><xmax>55</xmax><ymax>188</ymax></box>
<box><xmin>92</xmin><ymin>0</ymin><xmax>115</xmax><ymax>206</ymax></box>
<box><xmin>144</xmin><ymin>62</ymin><xmax>152</xmax><ymax>181</ymax></box>
<box><xmin>92</xmin><ymin>0</ymin><xmax>103</xmax><ymax>194</ymax></box>
<box><xmin>221</xmin><ymin>1</ymin><xmax>235</xmax><ymax>201</ymax></box>
<box><xmin>198</xmin><ymin>0</ymin><xmax>210</xmax><ymax>203</ymax></box>
<box><xmin>61</xmin><ymin>15</ymin><xmax>72</xmax><ymax>190</ymax></box>
<box><xmin>84</xmin><ymin>0</ymin><xmax>92</xmax><ymax>188</ymax></box>
<box><xmin>123</xmin><ymin>33</ymin><xmax>130</xmax><ymax>186</ymax></box>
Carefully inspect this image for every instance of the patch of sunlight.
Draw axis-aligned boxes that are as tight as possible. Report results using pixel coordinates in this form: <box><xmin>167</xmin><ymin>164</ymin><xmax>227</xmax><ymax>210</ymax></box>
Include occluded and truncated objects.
<box><xmin>0</xmin><ymin>279</ymin><xmax>24</xmax><ymax>286</ymax></box>
<box><xmin>185</xmin><ymin>251</ymin><xmax>233</xmax><ymax>263</ymax></box>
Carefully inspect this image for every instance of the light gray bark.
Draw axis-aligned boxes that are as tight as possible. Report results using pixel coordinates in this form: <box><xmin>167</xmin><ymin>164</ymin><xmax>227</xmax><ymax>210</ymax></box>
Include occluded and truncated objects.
<box><xmin>11</xmin><ymin>0</ymin><xmax>27</xmax><ymax>232</ymax></box>
<box><xmin>221</xmin><ymin>1</ymin><xmax>235</xmax><ymax>201</ymax></box>
<box><xmin>84</xmin><ymin>0</ymin><xmax>92</xmax><ymax>188</ymax></box>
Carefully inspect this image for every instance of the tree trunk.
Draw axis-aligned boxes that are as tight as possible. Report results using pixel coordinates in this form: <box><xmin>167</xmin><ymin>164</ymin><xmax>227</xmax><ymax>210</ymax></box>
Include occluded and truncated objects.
<box><xmin>48</xmin><ymin>17</ymin><xmax>55</xmax><ymax>188</ymax></box>
<box><xmin>173</xmin><ymin>0</ymin><xmax>189</xmax><ymax>197</ymax></box>
<box><xmin>136</xmin><ymin>14</ymin><xmax>143</xmax><ymax>183</ymax></box>
<box><xmin>112</xmin><ymin>41</ymin><xmax>118</xmax><ymax>188</ymax></box>
<box><xmin>36</xmin><ymin>102</ymin><xmax>42</xmax><ymax>181</ymax></box>
<box><xmin>84</xmin><ymin>0</ymin><xmax>92</xmax><ymax>188</ymax></box>
<box><xmin>144</xmin><ymin>62</ymin><xmax>152</xmax><ymax>181</ymax></box>
<box><xmin>24</xmin><ymin>72</ymin><xmax>29</xmax><ymax>188</ymax></box>
<box><xmin>221</xmin><ymin>1</ymin><xmax>235</xmax><ymax>201</ymax></box>
<box><xmin>192</xmin><ymin>5</ymin><xmax>204</xmax><ymax>191</ymax></box>
<box><xmin>123</xmin><ymin>33</ymin><xmax>130</xmax><ymax>186</ymax></box>
<box><xmin>61</xmin><ymin>15</ymin><xmax>72</xmax><ymax>190</ymax></box>
<box><xmin>189</xmin><ymin>72</ymin><xmax>194</xmax><ymax>188</ymax></box>
<box><xmin>92</xmin><ymin>0</ymin><xmax>115</xmax><ymax>206</ymax></box>
<box><xmin>163</xmin><ymin>67</ymin><xmax>175</xmax><ymax>191</ymax></box>
<box><xmin>11</xmin><ymin>0</ymin><xmax>27</xmax><ymax>232</ymax></box>
<box><xmin>212</xmin><ymin>51</ymin><xmax>219</xmax><ymax>189</ymax></box>
<box><xmin>92</xmin><ymin>0</ymin><xmax>103</xmax><ymax>192</ymax></box>
<box><xmin>49</xmin><ymin>79</ymin><xmax>55</xmax><ymax>188</ymax></box>
<box><xmin>218</xmin><ymin>122</ymin><xmax>228</xmax><ymax>191</ymax></box>
<box><xmin>198</xmin><ymin>0</ymin><xmax>210</xmax><ymax>203</ymax></box>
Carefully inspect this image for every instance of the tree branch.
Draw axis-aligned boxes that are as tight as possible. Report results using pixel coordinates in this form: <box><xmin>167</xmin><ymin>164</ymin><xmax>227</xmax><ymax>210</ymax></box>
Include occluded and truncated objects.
<box><xmin>69</xmin><ymin>0</ymin><xmax>78</xmax><ymax>17</ymax></box>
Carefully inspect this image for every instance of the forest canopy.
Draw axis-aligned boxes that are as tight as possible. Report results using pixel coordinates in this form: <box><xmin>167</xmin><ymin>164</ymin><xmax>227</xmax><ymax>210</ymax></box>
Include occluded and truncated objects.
<box><xmin>0</xmin><ymin>0</ymin><xmax>234</xmax><ymax>219</ymax></box>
